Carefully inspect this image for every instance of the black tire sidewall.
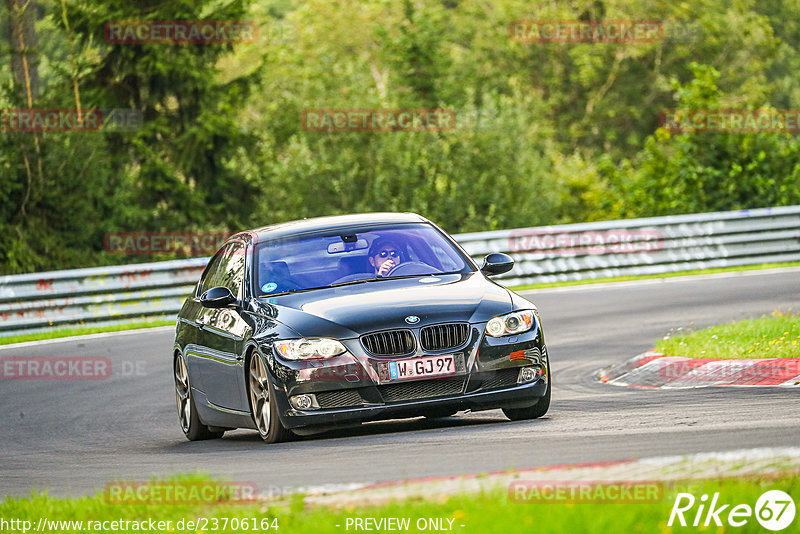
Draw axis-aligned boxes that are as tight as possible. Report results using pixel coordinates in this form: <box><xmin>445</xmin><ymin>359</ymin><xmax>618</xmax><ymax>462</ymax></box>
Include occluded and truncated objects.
<box><xmin>176</xmin><ymin>356</ymin><xmax>221</xmax><ymax>441</ymax></box>
<box><xmin>248</xmin><ymin>352</ymin><xmax>291</xmax><ymax>444</ymax></box>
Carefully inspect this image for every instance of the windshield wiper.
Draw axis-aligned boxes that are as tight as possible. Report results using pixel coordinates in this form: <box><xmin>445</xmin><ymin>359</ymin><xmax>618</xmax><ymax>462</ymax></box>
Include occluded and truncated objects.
<box><xmin>368</xmin><ymin>274</ymin><xmax>426</xmax><ymax>282</ymax></box>
<box><xmin>328</xmin><ymin>277</ymin><xmax>379</xmax><ymax>287</ymax></box>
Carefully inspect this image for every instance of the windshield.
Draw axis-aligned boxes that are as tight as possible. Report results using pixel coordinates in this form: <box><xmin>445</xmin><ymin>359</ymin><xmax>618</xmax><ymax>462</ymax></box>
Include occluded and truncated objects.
<box><xmin>255</xmin><ymin>223</ymin><xmax>472</xmax><ymax>296</ymax></box>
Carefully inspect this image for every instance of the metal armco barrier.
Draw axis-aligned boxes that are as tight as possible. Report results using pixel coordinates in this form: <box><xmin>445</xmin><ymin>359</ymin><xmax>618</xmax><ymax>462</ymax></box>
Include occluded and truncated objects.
<box><xmin>1</xmin><ymin>205</ymin><xmax>799</xmax><ymax>337</ymax></box>
<box><xmin>0</xmin><ymin>258</ymin><xmax>208</xmax><ymax>337</ymax></box>
<box><xmin>460</xmin><ymin>205</ymin><xmax>800</xmax><ymax>287</ymax></box>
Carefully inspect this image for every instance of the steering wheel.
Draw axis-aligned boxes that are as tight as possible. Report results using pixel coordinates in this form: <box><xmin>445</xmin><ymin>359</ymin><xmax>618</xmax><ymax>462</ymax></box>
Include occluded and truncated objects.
<box><xmin>386</xmin><ymin>261</ymin><xmax>435</xmax><ymax>277</ymax></box>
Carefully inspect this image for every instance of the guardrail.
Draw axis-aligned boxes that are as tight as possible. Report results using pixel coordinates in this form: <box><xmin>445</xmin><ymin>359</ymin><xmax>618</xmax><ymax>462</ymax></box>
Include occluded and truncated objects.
<box><xmin>460</xmin><ymin>205</ymin><xmax>800</xmax><ymax>286</ymax></box>
<box><xmin>2</xmin><ymin>205</ymin><xmax>799</xmax><ymax>337</ymax></box>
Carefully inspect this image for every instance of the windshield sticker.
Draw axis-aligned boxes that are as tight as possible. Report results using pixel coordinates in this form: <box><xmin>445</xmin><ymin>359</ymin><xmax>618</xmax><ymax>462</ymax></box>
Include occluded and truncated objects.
<box><xmin>261</xmin><ymin>282</ymin><xmax>278</xmax><ymax>293</ymax></box>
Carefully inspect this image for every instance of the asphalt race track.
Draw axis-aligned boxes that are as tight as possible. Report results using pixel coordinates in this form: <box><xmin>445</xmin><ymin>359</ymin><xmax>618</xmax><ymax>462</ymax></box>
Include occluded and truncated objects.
<box><xmin>2</xmin><ymin>269</ymin><xmax>799</xmax><ymax>498</ymax></box>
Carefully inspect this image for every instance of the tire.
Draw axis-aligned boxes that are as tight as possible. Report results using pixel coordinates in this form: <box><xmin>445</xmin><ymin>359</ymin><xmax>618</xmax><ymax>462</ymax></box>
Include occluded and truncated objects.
<box><xmin>174</xmin><ymin>355</ymin><xmax>224</xmax><ymax>441</ymax></box>
<box><xmin>248</xmin><ymin>352</ymin><xmax>292</xmax><ymax>444</ymax></box>
<box><xmin>502</xmin><ymin>368</ymin><xmax>551</xmax><ymax>421</ymax></box>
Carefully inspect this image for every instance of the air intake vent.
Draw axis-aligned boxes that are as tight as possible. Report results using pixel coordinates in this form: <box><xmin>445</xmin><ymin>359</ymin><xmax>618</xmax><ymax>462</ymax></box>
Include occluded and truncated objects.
<box><xmin>315</xmin><ymin>389</ymin><xmax>363</xmax><ymax>409</ymax></box>
<box><xmin>479</xmin><ymin>368</ymin><xmax>521</xmax><ymax>391</ymax></box>
<box><xmin>378</xmin><ymin>377</ymin><xmax>466</xmax><ymax>403</ymax></box>
<box><xmin>361</xmin><ymin>329</ymin><xmax>416</xmax><ymax>356</ymax></box>
<box><xmin>420</xmin><ymin>323</ymin><xmax>469</xmax><ymax>352</ymax></box>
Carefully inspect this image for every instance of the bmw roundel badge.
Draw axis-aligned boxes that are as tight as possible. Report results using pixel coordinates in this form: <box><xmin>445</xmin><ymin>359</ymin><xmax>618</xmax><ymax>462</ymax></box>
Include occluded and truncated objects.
<box><xmin>405</xmin><ymin>315</ymin><xmax>420</xmax><ymax>324</ymax></box>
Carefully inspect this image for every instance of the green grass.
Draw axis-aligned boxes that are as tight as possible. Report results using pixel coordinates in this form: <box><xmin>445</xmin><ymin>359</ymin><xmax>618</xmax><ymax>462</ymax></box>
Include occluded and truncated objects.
<box><xmin>509</xmin><ymin>261</ymin><xmax>800</xmax><ymax>291</ymax></box>
<box><xmin>0</xmin><ymin>320</ymin><xmax>174</xmax><ymax>346</ymax></box>
<box><xmin>656</xmin><ymin>310</ymin><xmax>800</xmax><ymax>359</ymax></box>
<box><xmin>1</xmin><ymin>474</ymin><xmax>798</xmax><ymax>533</ymax></box>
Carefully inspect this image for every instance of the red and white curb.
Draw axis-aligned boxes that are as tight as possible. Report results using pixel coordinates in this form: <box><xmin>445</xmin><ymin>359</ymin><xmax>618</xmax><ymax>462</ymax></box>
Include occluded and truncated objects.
<box><xmin>598</xmin><ymin>350</ymin><xmax>800</xmax><ymax>388</ymax></box>
<box><xmin>288</xmin><ymin>447</ymin><xmax>800</xmax><ymax>507</ymax></box>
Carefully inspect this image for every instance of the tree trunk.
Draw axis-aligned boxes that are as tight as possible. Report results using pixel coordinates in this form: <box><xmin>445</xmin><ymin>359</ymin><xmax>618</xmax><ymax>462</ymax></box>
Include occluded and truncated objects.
<box><xmin>6</xmin><ymin>0</ymin><xmax>39</xmax><ymax>103</ymax></box>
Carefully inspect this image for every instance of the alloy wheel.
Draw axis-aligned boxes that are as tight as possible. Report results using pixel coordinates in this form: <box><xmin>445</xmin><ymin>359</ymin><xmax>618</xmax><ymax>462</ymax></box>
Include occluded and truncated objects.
<box><xmin>249</xmin><ymin>354</ymin><xmax>271</xmax><ymax>436</ymax></box>
<box><xmin>174</xmin><ymin>356</ymin><xmax>191</xmax><ymax>433</ymax></box>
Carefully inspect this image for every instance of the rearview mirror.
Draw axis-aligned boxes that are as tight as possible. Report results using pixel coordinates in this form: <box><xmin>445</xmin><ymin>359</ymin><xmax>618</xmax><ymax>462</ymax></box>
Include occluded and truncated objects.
<box><xmin>200</xmin><ymin>286</ymin><xmax>237</xmax><ymax>308</ymax></box>
<box><xmin>480</xmin><ymin>253</ymin><xmax>514</xmax><ymax>276</ymax></box>
<box><xmin>327</xmin><ymin>239</ymin><xmax>369</xmax><ymax>254</ymax></box>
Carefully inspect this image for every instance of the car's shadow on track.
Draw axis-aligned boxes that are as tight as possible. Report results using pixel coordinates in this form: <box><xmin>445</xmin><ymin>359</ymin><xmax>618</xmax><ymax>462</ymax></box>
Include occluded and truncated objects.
<box><xmin>230</xmin><ymin>414</ymin><xmax>508</xmax><ymax>443</ymax></box>
<box><xmin>162</xmin><ymin>412</ymin><xmax>551</xmax><ymax>450</ymax></box>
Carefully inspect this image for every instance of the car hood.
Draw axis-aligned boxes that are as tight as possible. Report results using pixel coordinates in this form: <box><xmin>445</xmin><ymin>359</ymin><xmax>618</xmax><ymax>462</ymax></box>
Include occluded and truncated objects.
<box><xmin>252</xmin><ymin>272</ymin><xmax>513</xmax><ymax>339</ymax></box>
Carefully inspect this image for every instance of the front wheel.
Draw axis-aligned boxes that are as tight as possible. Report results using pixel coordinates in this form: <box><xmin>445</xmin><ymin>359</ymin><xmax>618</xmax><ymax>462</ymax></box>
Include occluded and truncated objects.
<box><xmin>174</xmin><ymin>355</ymin><xmax>224</xmax><ymax>441</ymax></box>
<box><xmin>248</xmin><ymin>352</ymin><xmax>292</xmax><ymax>443</ymax></box>
<box><xmin>502</xmin><ymin>371</ymin><xmax>551</xmax><ymax>421</ymax></box>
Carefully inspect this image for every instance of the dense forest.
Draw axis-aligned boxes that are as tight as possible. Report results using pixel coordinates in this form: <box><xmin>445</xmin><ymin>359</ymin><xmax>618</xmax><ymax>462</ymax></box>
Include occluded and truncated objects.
<box><xmin>1</xmin><ymin>0</ymin><xmax>799</xmax><ymax>274</ymax></box>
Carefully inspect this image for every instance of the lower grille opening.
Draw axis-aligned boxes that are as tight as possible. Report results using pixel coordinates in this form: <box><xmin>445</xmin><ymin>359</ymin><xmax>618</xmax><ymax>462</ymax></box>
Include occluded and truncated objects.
<box><xmin>315</xmin><ymin>389</ymin><xmax>364</xmax><ymax>409</ymax></box>
<box><xmin>478</xmin><ymin>368</ymin><xmax>521</xmax><ymax>391</ymax></box>
<box><xmin>377</xmin><ymin>377</ymin><xmax>466</xmax><ymax>403</ymax></box>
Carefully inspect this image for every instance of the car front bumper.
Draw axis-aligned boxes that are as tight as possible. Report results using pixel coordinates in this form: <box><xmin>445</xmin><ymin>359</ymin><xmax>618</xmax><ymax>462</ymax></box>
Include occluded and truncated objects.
<box><xmin>271</xmin><ymin>373</ymin><xmax>548</xmax><ymax>430</ymax></box>
<box><xmin>263</xmin><ymin>319</ymin><xmax>549</xmax><ymax>430</ymax></box>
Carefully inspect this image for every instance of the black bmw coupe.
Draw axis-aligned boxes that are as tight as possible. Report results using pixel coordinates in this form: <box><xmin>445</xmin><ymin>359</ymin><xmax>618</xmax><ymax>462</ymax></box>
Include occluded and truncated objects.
<box><xmin>173</xmin><ymin>213</ymin><xmax>550</xmax><ymax>443</ymax></box>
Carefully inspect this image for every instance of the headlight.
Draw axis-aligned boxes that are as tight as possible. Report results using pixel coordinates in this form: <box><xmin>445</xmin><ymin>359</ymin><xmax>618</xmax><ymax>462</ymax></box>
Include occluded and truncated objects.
<box><xmin>485</xmin><ymin>310</ymin><xmax>535</xmax><ymax>337</ymax></box>
<box><xmin>274</xmin><ymin>338</ymin><xmax>347</xmax><ymax>360</ymax></box>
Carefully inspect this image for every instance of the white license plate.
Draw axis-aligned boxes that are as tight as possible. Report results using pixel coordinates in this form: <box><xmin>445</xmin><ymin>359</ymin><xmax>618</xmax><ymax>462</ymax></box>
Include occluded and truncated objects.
<box><xmin>387</xmin><ymin>355</ymin><xmax>455</xmax><ymax>381</ymax></box>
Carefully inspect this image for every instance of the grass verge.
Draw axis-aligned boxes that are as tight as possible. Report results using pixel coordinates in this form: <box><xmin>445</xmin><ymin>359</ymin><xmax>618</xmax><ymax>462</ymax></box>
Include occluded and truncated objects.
<box><xmin>0</xmin><ymin>320</ymin><xmax>174</xmax><ymax>346</ymax></box>
<box><xmin>656</xmin><ymin>310</ymin><xmax>800</xmax><ymax>359</ymax></box>
<box><xmin>1</xmin><ymin>474</ymin><xmax>798</xmax><ymax>533</ymax></box>
<box><xmin>509</xmin><ymin>261</ymin><xmax>800</xmax><ymax>291</ymax></box>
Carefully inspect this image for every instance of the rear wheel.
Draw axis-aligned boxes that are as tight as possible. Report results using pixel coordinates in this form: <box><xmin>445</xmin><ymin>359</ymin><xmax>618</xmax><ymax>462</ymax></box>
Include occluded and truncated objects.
<box><xmin>248</xmin><ymin>352</ymin><xmax>292</xmax><ymax>443</ymax></box>
<box><xmin>502</xmin><ymin>370</ymin><xmax>551</xmax><ymax>421</ymax></box>
<box><xmin>174</xmin><ymin>355</ymin><xmax>224</xmax><ymax>440</ymax></box>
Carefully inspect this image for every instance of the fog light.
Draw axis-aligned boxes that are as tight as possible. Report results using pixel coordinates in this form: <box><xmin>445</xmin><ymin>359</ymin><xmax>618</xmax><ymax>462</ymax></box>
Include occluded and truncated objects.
<box><xmin>518</xmin><ymin>366</ymin><xmax>542</xmax><ymax>384</ymax></box>
<box><xmin>290</xmin><ymin>394</ymin><xmax>316</xmax><ymax>410</ymax></box>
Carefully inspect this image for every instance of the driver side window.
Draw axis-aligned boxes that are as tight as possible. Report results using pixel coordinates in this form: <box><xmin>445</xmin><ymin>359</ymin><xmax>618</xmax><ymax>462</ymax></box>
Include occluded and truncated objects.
<box><xmin>214</xmin><ymin>243</ymin><xmax>246</xmax><ymax>299</ymax></box>
<box><xmin>198</xmin><ymin>249</ymin><xmax>226</xmax><ymax>296</ymax></box>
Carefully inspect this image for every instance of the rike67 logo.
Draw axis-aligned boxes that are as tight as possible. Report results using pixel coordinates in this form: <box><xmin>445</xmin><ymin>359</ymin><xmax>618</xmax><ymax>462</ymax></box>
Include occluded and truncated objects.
<box><xmin>668</xmin><ymin>490</ymin><xmax>796</xmax><ymax>531</ymax></box>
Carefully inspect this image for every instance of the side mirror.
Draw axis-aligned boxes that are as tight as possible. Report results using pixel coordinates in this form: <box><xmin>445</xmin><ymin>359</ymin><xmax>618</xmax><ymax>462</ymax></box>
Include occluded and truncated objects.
<box><xmin>200</xmin><ymin>286</ymin><xmax>237</xmax><ymax>308</ymax></box>
<box><xmin>480</xmin><ymin>253</ymin><xmax>514</xmax><ymax>276</ymax></box>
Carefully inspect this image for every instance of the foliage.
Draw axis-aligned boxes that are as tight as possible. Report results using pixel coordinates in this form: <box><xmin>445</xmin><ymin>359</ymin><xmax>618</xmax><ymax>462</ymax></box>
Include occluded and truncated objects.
<box><xmin>1</xmin><ymin>0</ymin><xmax>799</xmax><ymax>273</ymax></box>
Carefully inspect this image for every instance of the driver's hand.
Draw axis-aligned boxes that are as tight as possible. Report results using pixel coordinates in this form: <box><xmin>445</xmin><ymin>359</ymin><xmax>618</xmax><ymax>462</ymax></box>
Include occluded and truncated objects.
<box><xmin>378</xmin><ymin>259</ymin><xmax>395</xmax><ymax>276</ymax></box>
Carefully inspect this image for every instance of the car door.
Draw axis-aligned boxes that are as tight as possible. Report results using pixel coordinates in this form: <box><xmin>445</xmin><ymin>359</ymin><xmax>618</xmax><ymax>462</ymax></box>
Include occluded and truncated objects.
<box><xmin>184</xmin><ymin>249</ymin><xmax>227</xmax><ymax>396</ymax></box>
<box><xmin>196</xmin><ymin>241</ymin><xmax>253</xmax><ymax>411</ymax></box>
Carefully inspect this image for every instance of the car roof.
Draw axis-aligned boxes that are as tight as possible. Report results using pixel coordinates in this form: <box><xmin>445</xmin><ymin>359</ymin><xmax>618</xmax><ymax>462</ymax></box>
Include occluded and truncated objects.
<box><xmin>231</xmin><ymin>212</ymin><xmax>432</xmax><ymax>243</ymax></box>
